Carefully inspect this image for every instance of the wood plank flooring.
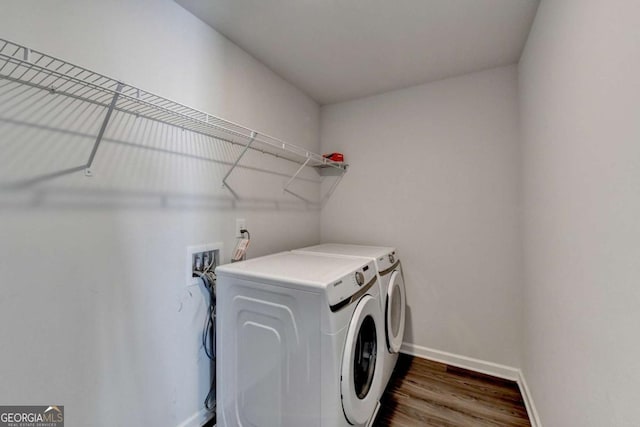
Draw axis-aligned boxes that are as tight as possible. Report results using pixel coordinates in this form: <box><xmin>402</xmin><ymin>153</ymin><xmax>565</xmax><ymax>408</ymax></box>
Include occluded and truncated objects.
<box><xmin>374</xmin><ymin>354</ymin><xmax>531</xmax><ymax>427</ymax></box>
<box><xmin>205</xmin><ymin>354</ymin><xmax>530</xmax><ymax>426</ymax></box>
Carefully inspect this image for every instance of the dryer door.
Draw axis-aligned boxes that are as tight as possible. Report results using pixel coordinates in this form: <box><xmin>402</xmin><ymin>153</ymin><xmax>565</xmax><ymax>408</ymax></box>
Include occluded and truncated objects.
<box><xmin>386</xmin><ymin>269</ymin><xmax>406</xmax><ymax>353</ymax></box>
<box><xmin>341</xmin><ymin>295</ymin><xmax>384</xmax><ymax>425</ymax></box>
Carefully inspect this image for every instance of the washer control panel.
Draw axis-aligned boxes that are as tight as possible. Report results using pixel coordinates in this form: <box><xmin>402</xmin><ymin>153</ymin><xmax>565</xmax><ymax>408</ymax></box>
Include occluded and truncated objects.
<box><xmin>327</xmin><ymin>260</ymin><xmax>377</xmax><ymax>308</ymax></box>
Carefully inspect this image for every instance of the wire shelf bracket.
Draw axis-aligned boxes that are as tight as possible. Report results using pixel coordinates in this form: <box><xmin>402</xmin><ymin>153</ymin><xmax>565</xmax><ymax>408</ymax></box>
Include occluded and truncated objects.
<box><xmin>282</xmin><ymin>156</ymin><xmax>311</xmax><ymax>193</ymax></box>
<box><xmin>222</xmin><ymin>131</ymin><xmax>257</xmax><ymax>193</ymax></box>
<box><xmin>84</xmin><ymin>82</ymin><xmax>124</xmax><ymax>177</ymax></box>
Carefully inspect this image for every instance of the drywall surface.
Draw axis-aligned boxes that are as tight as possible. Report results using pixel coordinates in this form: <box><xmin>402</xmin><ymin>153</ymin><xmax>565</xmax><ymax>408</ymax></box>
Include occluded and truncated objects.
<box><xmin>519</xmin><ymin>0</ymin><xmax>640</xmax><ymax>425</ymax></box>
<box><xmin>320</xmin><ymin>66</ymin><xmax>522</xmax><ymax>368</ymax></box>
<box><xmin>0</xmin><ymin>1</ymin><xmax>320</xmax><ymax>426</ymax></box>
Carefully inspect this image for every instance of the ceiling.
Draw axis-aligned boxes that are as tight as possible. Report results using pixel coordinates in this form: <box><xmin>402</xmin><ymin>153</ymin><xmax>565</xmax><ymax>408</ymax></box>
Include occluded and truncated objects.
<box><xmin>176</xmin><ymin>0</ymin><xmax>539</xmax><ymax>105</ymax></box>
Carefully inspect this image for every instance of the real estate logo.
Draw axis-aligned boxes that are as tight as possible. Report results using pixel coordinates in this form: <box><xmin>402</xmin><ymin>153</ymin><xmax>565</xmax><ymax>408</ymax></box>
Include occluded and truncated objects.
<box><xmin>0</xmin><ymin>405</ymin><xmax>64</xmax><ymax>427</ymax></box>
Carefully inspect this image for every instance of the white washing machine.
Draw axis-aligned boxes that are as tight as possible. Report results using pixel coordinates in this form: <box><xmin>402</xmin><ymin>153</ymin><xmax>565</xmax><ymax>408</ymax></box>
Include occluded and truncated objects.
<box><xmin>215</xmin><ymin>252</ymin><xmax>385</xmax><ymax>427</ymax></box>
<box><xmin>292</xmin><ymin>244</ymin><xmax>406</xmax><ymax>390</ymax></box>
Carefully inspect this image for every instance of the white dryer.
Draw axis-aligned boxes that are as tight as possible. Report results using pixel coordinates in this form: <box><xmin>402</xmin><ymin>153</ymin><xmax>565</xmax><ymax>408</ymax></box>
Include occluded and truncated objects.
<box><xmin>292</xmin><ymin>244</ymin><xmax>406</xmax><ymax>390</ymax></box>
<box><xmin>215</xmin><ymin>252</ymin><xmax>385</xmax><ymax>427</ymax></box>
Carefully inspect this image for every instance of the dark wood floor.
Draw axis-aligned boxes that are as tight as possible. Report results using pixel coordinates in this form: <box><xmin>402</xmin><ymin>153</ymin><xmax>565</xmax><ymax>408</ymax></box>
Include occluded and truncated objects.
<box><xmin>205</xmin><ymin>354</ymin><xmax>530</xmax><ymax>426</ymax></box>
<box><xmin>374</xmin><ymin>354</ymin><xmax>531</xmax><ymax>427</ymax></box>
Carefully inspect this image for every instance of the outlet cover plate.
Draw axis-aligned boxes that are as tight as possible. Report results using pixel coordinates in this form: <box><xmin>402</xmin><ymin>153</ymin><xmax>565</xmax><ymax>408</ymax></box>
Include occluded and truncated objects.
<box><xmin>235</xmin><ymin>218</ymin><xmax>246</xmax><ymax>238</ymax></box>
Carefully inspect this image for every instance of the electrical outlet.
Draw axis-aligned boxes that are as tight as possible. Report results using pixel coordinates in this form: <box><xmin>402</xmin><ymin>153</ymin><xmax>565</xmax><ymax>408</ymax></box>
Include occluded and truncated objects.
<box><xmin>186</xmin><ymin>242</ymin><xmax>223</xmax><ymax>287</ymax></box>
<box><xmin>235</xmin><ymin>218</ymin><xmax>246</xmax><ymax>238</ymax></box>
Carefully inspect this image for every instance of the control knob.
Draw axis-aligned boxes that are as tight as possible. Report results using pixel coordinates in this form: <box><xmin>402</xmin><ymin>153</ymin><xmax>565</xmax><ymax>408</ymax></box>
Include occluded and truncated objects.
<box><xmin>355</xmin><ymin>271</ymin><xmax>365</xmax><ymax>286</ymax></box>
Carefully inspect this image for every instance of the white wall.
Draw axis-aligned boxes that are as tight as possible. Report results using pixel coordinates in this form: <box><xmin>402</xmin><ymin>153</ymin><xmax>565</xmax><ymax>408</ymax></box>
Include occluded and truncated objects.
<box><xmin>0</xmin><ymin>1</ymin><xmax>321</xmax><ymax>426</ymax></box>
<box><xmin>519</xmin><ymin>0</ymin><xmax>640</xmax><ymax>425</ymax></box>
<box><xmin>320</xmin><ymin>66</ymin><xmax>523</xmax><ymax>368</ymax></box>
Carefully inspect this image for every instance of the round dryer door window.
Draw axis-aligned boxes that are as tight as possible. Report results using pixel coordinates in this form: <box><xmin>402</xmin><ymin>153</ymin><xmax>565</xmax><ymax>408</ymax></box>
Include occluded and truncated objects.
<box><xmin>341</xmin><ymin>295</ymin><xmax>384</xmax><ymax>425</ymax></box>
<box><xmin>386</xmin><ymin>270</ymin><xmax>406</xmax><ymax>353</ymax></box>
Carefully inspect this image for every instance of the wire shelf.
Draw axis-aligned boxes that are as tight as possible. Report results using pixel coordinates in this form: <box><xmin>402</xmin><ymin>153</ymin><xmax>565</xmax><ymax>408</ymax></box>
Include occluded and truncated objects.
<box><xmin>0</xmin><ymin>38</ymin><xmax>346</xmax><ymax>182</ymax></box>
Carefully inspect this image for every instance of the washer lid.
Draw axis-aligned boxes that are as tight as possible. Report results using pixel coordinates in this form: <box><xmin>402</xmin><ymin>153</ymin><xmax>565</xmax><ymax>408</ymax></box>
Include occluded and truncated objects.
<box><xmin>386</xmin><ymin>270</ymin><xmax>406</xmax><ymax>353</ymax></box>
<box><xmin>341</xmin><ymin>295</ymin><xmax>384</xmax><ymax>425</ymax></box>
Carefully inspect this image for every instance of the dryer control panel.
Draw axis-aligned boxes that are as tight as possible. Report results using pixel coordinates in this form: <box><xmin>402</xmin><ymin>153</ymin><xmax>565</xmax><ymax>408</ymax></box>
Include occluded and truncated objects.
<box><xmin>327</xmin><ymin>260</ymin><xmax>377</xmax><ymax>311</ymax></box>
<box><xmin>377</xmin><ymin>250</ymin><xmax>399</xmax><ymax>276</ymax></box>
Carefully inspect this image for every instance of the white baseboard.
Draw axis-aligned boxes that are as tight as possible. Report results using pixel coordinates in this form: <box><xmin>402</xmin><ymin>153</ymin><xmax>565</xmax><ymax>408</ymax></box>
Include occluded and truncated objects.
<box><xmin>516</xmin><ymin>371</ymin><xmax>542</xmax><ymax>427</ymax></box>
<box><xmin>400</xmin><ymin>342</ymin><xmax>541</xmax><ymax>427</ymax></box>
<box><xmin>177</xmin><ymin>408</ymin><xmax>214</xmax><ymax>427</ymax></box>
<box><xmin>400</xmin><ymin>342</ymin><xmax>520</xmax><ymax>380</ymax></box>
